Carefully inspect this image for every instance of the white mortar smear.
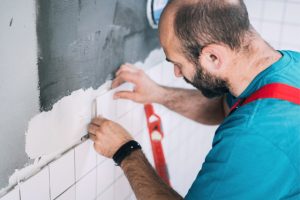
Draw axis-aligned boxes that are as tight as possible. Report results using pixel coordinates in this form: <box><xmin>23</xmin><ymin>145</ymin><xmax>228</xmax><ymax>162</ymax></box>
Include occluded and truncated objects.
<box><xmin>0</xmin><ymin>48</ymin><xmax>165</xmax><ymax>193</ymax></box>
<box><xmin>25</xmin><ymin>48</ymin><xmax>164</xmax><ymax>159</ymax></box>
<box><xmin>25</xmin><ymin>83</ymin><xmax>110</xmax><ymax>159</ymax></box>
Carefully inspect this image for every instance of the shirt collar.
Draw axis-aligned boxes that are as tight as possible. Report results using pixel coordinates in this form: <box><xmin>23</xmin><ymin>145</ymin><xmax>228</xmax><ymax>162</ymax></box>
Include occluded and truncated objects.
<box><xmin>237</xmin><ymin>50</ymin><xmax>292</xmax><ymax>99</ymax></box>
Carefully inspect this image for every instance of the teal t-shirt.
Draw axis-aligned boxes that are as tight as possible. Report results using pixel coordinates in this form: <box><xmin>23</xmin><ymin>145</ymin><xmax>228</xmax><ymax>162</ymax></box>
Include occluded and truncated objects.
<box><xmin>185</xmin><ymin>50</ymin><xmax>300</xmax><ymax>200</ymax></box>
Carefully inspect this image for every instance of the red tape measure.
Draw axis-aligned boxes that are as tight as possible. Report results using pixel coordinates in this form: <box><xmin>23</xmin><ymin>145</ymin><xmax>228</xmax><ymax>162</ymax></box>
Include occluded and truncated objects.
<box><xmin>144</xmin><ymin>104</ymin><xmax>170</xmax><ymax>185</ymax></box>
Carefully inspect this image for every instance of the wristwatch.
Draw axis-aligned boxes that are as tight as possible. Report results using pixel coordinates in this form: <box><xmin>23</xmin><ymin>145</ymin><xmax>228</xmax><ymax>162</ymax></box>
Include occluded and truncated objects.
<box><xmin>112</xmin><ymin>140</ymin><xmax>142</xmax><ymax>166</ymax></box>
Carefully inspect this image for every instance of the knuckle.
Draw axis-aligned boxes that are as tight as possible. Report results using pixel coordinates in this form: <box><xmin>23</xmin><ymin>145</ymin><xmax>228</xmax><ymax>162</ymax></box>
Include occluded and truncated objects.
<box><xmin>95</xmin><ymin>129</ymin><xmax>101</xmax><ymax>135</ymax></box>
<box><xmin>120</xmin><ymin>65</ymin><xmax>126</xmax><ymax>71</ymax></box>
<box><xmin>136</xmin><ymin>69</ymin><xmax>144</xmax><ymax>76</ymax></box>
<box><xmin>102</xmin><ymin>119</ymin><xmax>111</xmax><ymax>127</ymax></box>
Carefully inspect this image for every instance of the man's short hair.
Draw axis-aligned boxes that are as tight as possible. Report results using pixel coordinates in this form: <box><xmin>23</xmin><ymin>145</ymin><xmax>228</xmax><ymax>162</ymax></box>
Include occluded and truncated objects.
<box><xmin>172</xmin><ymin>0</ymin><xmax>250</xmax><ymax>64</ymax></box>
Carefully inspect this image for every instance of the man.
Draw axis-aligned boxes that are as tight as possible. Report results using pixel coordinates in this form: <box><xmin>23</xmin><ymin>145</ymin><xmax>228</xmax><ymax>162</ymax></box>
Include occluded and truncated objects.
<box><xmin>88</xmin><ymin>0</ymin><xmax>300</xmax><ymax>199</ymax></box>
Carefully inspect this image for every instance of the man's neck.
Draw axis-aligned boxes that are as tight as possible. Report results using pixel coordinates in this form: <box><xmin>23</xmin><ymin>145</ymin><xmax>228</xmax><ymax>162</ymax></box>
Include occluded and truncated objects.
<box><xmin>228</xmin><ymin>37</ymin><xmax>282</xmax><ymax>97</ymax></box>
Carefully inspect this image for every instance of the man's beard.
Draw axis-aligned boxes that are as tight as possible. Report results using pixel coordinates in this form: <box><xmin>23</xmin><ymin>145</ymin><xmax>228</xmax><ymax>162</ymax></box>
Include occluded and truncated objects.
<box><xmin>184</xmin><ymin>64</ymin><xmax>229</xmax><ymax>98</ymax></box>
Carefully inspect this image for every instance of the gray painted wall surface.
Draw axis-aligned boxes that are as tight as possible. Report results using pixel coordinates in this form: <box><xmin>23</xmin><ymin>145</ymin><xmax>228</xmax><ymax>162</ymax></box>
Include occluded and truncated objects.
<box><xmin>0</xmin><ymin>0</ymin><xmax>39</xmax><ymax>189</ymax></box>
<box><xmin>37</xmin><ymin>0</ymin><xmax>160</xmax><ymax>111</ymax></box>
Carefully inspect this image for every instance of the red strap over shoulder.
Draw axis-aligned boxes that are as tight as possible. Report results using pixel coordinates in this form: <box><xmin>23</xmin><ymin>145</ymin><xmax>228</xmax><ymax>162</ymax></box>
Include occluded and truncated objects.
<box><xmin>230</xmin><ymin>83</ymin><xmax>300</xmax><ymax>114</ymax></box>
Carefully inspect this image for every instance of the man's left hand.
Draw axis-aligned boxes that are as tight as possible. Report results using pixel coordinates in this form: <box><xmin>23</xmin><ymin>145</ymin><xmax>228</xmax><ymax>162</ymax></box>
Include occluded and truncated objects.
<box><xmin>88</xmin><ymin>117</ymin><xmax>133</xmax><ymax>158</ymax></box>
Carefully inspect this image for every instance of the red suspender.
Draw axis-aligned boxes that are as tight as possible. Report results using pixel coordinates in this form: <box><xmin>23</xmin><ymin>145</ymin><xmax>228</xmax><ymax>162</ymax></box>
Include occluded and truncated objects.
<box><xmin>144</xmin><ymin>104</ymin><xmax>170</xmax><ymax>185</ymax></box>
<box><xmin>230</xmin><ymin>83</ymin><xmax>300</xmax><ymax>114</ymax></box>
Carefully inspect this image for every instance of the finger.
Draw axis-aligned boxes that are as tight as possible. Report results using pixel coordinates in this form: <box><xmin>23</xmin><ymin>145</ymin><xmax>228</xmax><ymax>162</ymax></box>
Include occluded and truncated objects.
<box><xmin>88</xmin><ymin>124</ymin><xmax>99</xmax><ymax>134</ymax></box>
<box><xmin>89</xmin><ymin>120</ymin><xmax>100</xmax><ymax>127</ymax></box>
<box><xmin>116</xmin><ymin>63</ymin><xmax>137</xmax><ymax>76</ymax></box>
<box><xmin>89</xmin><ymin>132</ymin><xmax>97</xmax><ymax>142</ymax></box>
<box><xmin>114</xmin><ymin>91</ymin><xmax>137</xmax><ymax>101</ymax></box>
<box><xmin>111</xmin><ymin>77</ymin><xmax>126</xmax><ymax>89</ymax></box>
<box><xmin>112</xmin><ymin>72</ymin><xmax>138</xmax><ymax>89</ymax></box>
<box><xmin>92</xmin><ymin>117</ymin><xmax>109</xmax><ymax>126</ymax></box>
<box><xmin>115</xmin><ymin>71</ymin><xmax>139</xmax><ymax>86</ymax></box>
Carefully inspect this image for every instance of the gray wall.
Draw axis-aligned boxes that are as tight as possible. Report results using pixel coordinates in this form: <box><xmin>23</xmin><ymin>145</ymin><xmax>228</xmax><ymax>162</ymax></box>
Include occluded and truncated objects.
<box><xmin>0</xmin><ymin>0</ymin><xmax>40</xmax><ymax>189</ymax></box>
<box><xmin>37</xmin><ymin>0</ymin><xmax>160</xmax><ymax>111</ymax></box>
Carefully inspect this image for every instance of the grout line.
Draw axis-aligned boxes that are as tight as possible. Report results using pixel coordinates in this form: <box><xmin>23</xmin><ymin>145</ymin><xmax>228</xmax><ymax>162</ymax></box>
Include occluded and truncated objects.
<box><xmin>48</xmin><ymin>166</ymin><xmax>52</xmax><ymax>200</ymax></box>
<box><xmin>95</xmin><ymin>173</ymin><xmax>125</xmax><ymax>200</ymax></box>
<box><xmin>95</xmin><ymin>153</ymin><xmax>98</xmax><ymax>200</ymax></box>
<box><xmin>4</xmin><ymin>134</ymin><xmax>92</xmax><ymax>198</ymax></box>
<box><xmin>73</xmin><ymin>148</ymin><xmax>76</xmax><ymax>200</ymax></box>
<box><xmin>278</xmin><ymin>0</ymin><xmax>288</xmax><ymax>48</ymax></box>
<box><xmin>53</xmin><ymin>165</ymin><xmax>98</xmax><ymax>200</ymax></box>
<box><xmin>18</xmin><ymin>184</ymin><xmax>21</xmax><ymax>200</ymax></box>
<box><xmin>53</xmin><ymin>184</ymin><xmax>74</xmax><ymax>200</ymax></box>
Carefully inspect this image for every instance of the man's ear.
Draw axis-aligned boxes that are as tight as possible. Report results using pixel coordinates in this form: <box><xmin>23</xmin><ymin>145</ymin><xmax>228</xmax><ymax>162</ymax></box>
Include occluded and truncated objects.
<box><xmin>198</xmin><ymin>44</ymin><xmax>228</xmax><ymax>72</ymax></box>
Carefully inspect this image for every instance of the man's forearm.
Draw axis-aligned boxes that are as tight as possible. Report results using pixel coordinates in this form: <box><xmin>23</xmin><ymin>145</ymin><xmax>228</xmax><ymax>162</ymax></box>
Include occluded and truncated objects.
<box><xmin>121</xmin><ymin>150</ymin><xmax>183</xmax><ymax>200</ymax></box>
<box><xmin>155</xmin><ymin>86</ymin><xmax>225</xmax><ymax>125</ymax></box>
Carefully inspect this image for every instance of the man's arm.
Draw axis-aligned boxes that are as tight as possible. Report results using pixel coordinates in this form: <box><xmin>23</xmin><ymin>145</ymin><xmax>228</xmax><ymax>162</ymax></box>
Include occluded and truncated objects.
<box><xmin>112</xmin><ymin>64</ymin><xmax>228</xmax><ymax>125</ymax></box>
<box><xmin>157</xmin><ymin>86</ymin><xmax>227</xmax><ymax>125</ymax></box>
<box><xmin>88</xmin><ymin>118</ymin><xmax>183</xmax><ymax>200</ymax></box>
<box><xmin>122</xmin><ymin>150</ymin><xmax>183</xmax><ymax>200</ymax></box>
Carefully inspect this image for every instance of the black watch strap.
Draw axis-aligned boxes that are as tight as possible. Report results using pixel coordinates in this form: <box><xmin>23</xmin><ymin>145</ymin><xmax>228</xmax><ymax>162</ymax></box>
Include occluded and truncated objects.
<box><xmin>113</xmin><ymin>140</ymin><xmax>142</xmax><ymax>166</ymax></box>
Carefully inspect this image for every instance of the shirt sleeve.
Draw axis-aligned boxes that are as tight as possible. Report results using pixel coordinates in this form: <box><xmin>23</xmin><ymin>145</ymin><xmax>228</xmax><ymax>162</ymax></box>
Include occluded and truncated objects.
<box><xmin>184</xmin><ymin>132</ymin><xmax>296</xmax><ymax>200</ymax></box>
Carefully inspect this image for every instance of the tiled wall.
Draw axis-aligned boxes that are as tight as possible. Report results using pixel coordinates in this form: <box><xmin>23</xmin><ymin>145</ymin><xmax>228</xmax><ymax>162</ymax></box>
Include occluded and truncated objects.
<box><xmin>0</xmin><ymin>61</ymin><xmax>216</xmax><ymax>200</ymax></box>
<box><xmin>2</xmin><ymin>0</ymin><xmax>300</xmax><ymax>199</ymax></box>
<box><xmin>245</xmin><ymin>0</ymin><xmax>300</xmax><ymax>51</ymax></box>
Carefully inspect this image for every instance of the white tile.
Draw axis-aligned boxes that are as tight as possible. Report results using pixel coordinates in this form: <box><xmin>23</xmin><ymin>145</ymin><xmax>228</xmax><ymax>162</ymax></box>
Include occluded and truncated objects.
<box><xmin>172</xmin><ymin>77</ymin><xmax>188</xmax><ymax>88</ymax></box>
<box><xmin>115</xmin><ymin>110</ymin><xmax>133</xmax><ymax>135</ymax></box>
<box><xmin>161</xmin><ymin>61</ymin><xmax>175</xmax><ymax>86</ymax></box>
<box><xmin>263</xmin><ymin>0</ymin><xmax>285</xmax><ymax>22</ymax></box>
<box><xmin>0</xmin><ymin>187</ymin><xmax>19</xmax><ymax>200</ymax></box>
<box><xmin>267</xmin><ymin>40</ymin><xmax>280</xmax><ymax>50</ymax></box>
<box><xmin>116</xmin><ymin>98</ymin><xmax>134</xmax><ymax>118</ymax></box>
<box><xmin>55</xmin><ymin>185</ymin><xmax>75</xmax><ymax>200</ymax></box>
<box><xmin>76</xmin><ymin>169</ymin><xmax>97</xmax><ymax>200</ymax></box>
<box><xmin>96</xmin><ymin>160</ymin><xmax>115</xmax><ymax>195</ymax></box>
<box><xmin>115</xmin><ymin>83</ymin><xmax>135</xmax><ymax>118</ymax></box>
<box><xmin>97</xmin><ymin>154</ymin><xmax>107</xmax><ymax>165</ymax></box>
<box><xmin>135</xmin><ymin>131</ymin><xmax>154</xmax><ymax>166</ymax></box>
<box><xmin>20</xmin><ymin>167</ymin><xmax>50</xmax><ymax>200</ymax></box>
<box><xmin>131</xmin><ymin>106</ymin><xmax>146</xmax><ymax>136</ymax></box>
<box><xmin>133</xmin><ymin>132</ymin><xmax>144</xmax><ymax>150</ymax></box>
<box><xmin>114</xmin><ymin>165</ymin><xmax>123</xmax><ymax>180</ymax></box>
<box><xmin>97</xmin><ymin>185</ymin><xmax>114</xmax><ymax>200</ymax></box>
<box><xmin>157</xmin><ymin>63</ymin><xmax>165</xmax><ymax>84</ymax></box>
<box><xmin>280</xmin><ymin>43</ymin><xmax>300</xmax><ymax>51</ymax></box>
<box><xmin>49</xmin><ymin>150</ymin><xmax>75</xmax><ymax>200</ymax></box>
<box><xmin>114</xmin><ymin>176</ymin><xmax>132</xmax><ymax>200</ymax></box>
<box><xmin>126</xmin><ymin>194</ymin><xmax>137</xmax><ymax>200</ymax></box>
<box><xmin>146</xmin><ymin>64</ymin><xmax>163</xmax><ymax>84</ymax></box>
<box><xmin>96</xmin><ymin>91</ymin><xmax>117</xmax><ymax>121</ymax></box>
<box><xmin>244</xmin><ymin>0</ymin><xmax>264</xmax><ymax>19</ymax></box>
<box><xmin>261</xmin><ymin>21</ymin><xmax>281</xmax><ymax>43</ymax></box>
<box><xmin>284</xmin><ymin>2</ymin><xmax>300</xmax><ymax>25</ymax></box>
<box><xmin>251</xmin><ymin>19</ymin><xmax>262</xmax><ymax>33</ymax></box>
<box><xmin>282</xmin><ymin>24</ymin><xmax>300</xmax><ymax>45</ymax></box>
<box><xmin>75</xmin><ymin>140</ymin><xmax>97</xmax><ymax>181</ymax></box>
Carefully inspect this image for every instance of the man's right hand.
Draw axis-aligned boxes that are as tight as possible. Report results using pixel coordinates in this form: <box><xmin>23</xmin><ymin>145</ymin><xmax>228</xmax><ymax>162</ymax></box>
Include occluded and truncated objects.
<box><xmin>112</xmin><ymin>63</ymin><xmax>165</xmax><ymax>104</ymax></box>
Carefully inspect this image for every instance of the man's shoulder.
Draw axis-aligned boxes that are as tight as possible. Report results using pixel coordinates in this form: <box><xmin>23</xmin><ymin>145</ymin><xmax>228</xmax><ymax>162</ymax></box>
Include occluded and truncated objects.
<box><xmin>215</xmin><ymin>99</ymin><xmax>300</xmax><ymax>175</ymax></box>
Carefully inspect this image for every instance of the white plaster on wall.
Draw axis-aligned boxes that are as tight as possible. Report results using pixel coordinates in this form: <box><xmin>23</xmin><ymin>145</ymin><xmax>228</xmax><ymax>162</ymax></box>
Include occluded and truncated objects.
<box><xmin>0</xmin><ymin>49</ymin><xmax>165</xmax><ymax>194</ymax></box>
<box><xmin>25</xmin><ymin>82</ymin><xmax>111</xmax><ymax>159</ymax></box>
<box><xmin>25</xmin><ymin>48</ymin><xmax>164</xmax><ymax>159</ymax></box>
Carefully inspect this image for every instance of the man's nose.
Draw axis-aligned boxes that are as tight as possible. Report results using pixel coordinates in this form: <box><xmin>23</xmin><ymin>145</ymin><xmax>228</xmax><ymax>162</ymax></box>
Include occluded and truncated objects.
<box><xmin>174</xmin><ymin>65</ymin><xmax>183</xmax><ymax>77</ymax></box>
